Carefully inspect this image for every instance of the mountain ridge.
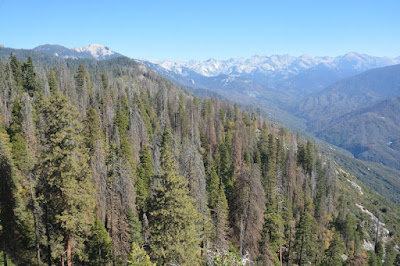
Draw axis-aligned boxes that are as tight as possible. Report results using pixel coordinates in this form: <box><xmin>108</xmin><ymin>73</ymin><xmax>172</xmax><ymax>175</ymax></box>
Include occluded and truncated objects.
<box><xmin>33</xmin><ymin>43</ymin><xmax>122</xmax><ymax>60</ymax></box>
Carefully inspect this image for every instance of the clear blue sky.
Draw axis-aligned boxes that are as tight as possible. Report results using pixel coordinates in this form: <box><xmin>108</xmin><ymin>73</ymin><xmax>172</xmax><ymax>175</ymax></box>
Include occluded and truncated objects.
<box><xmin>0</xmin><ymin>0</ymin><xmax>399</xmax><ymax>61</ymax></box>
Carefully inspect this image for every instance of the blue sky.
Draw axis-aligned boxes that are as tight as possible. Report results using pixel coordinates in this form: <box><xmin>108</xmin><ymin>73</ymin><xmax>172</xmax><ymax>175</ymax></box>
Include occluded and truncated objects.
<box><xmin>0</xmin><ymin>0</ymin><xmax>399</xmax><ymax>61</ymax></box>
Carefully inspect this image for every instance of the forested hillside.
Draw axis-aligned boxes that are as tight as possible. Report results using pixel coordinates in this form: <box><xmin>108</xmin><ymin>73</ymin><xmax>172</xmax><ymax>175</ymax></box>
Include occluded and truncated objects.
<box><xmin>0</xmin><ymin>53</ymin><xmax>399</xmax><ymax>265</ymax></box>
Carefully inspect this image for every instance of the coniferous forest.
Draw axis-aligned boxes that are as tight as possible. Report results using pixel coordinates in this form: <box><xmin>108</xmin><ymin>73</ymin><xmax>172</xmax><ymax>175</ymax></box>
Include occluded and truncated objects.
<box><xmin>0</xmin><ymin>53</ymin><xmax>399</xmax><ymax>265</ymax></box>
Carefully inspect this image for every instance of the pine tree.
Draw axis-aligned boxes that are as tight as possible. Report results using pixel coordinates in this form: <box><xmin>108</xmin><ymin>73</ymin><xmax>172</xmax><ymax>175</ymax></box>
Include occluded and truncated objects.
<box><xmin>0</xmin><ymin>129</ymin><xmax>35</xmax><ymax>265</ymax></box>
<box><xmin>148</xmin><ymin>127</ymin><xmax>201</xmax><ymax>265</ymax></box>
<box><xmin>75</xmin><ymin>64</ymin><xmax>89</xmax><ymax>90</ymax></box>
<box><xmin>263</xmin><ymin>210</ymin><xmax>285</xmax><ymax>261</ymax></box>
<box><xmin>214</xmin><ymin>185</ymin><xmax>229</xmax><ymax>251</ymax></box>
<box><xmin>22</xmin><ymin>57</ymin><xmax>37</xmax><ymax>96</ymax></box>
<box><xmin>9</xmin><ymin>53</ymin><xmax>23</xmax><ymax>88</ymax></box>
<box><xmin>323</xmin><ymin>233</ymin><xmax>344</xmax><ymax>266</ymax></box>
<box><xmin>127</xmin><ymin>207</ymin><xmax>143</xmax><ymax>245</ymax></box>
<box><xmin>85</xmin><ymin>216</ymin><xmax>113</xmax><ymax>265</ymax></box>
<box><xmin>294</xmin><ymin>207</ymin><xmax>318</xmax><ymax>265</ymax></box>
<box><xmin>136</xmin><ymin>146</ymin><xmax>154</xmax><ymax>212</ymax></box>
<box><xmin>207</xmin><ymin>166</ymin><xmax>220</xmax><ymax>209</ymax></box>
<box><xmin>48</xmin><ymin>70</ymin><xmax>59</xmax><ymax>93</ymax></box>
<box><xmin>383</xmin><ymin>240</ymin><xmax>398</xmax><ymax>266</ymax></box>
<box><xmin>101</xmin><ymin>73</ymin><xmax>108</xmax><ymax>90</ymax></box>
<box><xmin>127</xmin><ymin>242</ymin><xmax>154</xmax><ymax>266</ymax></box>
<box><xmin>344</xmin><ymin>213</ymin><xmax>356</xmax><ymax>251</ymax></box>
<box><xmin>37</xmin><ymin>92</ymin><xmax>95</xmax><ymax>265</ymax></box>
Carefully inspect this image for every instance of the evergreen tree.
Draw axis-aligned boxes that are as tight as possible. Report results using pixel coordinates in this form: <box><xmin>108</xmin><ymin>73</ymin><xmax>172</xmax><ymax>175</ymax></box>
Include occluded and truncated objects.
<box><xmin>214</xmin><ymin>185</ymin><xmax>229</xmax><ymax>251</ymax></box>
<box><xmin>48</xmin><ymin>70</ymin><xmax>59</xmax><ymax>93</ymax></box>
<box><xmin>375</xmin><ymin>241</ymin><xmax>384</xmax><ymax>263</ymax></box>
<box><xmin>37</xmin><ymin>92</ymin><xmax>95</xmax><ymax>265</ymax></box>
<box><xmin>263</xmin><ymin>210</ymin><xmax>285</xmax><ymax>260</ymax></box>
<box><xmin>148</xmin><ymin>127</ymin><xmax>201</xmax><ymax>265</ymax></box>
<box><xmin>0</xmin><ymin>129</ymin><xmax>35</xmax><ymax>265</ymax></box>
<box><xmin>344</xmin><ymin>213</ymin><xmax>356</xmax><ymax>251</ymax></box>
<box><xmin>294</xmin><ymin>207</ymin><xmax>318</xmax><ymax>265</ymax></box>
<box><xmin>136</xmin><ymin>146</ymin><xmax>154</xmax><ymax>213</ymax></box>
<box><xmin>353</xmin><ymin>223</ymin><xmax>364</xmax><ymax>256</ymax></box>
<box><xmin>323</xmin><ymin>233</ymin><xmax>344</xmax><ymax>266</ymax></box>
<box><xmin>127</xmin><ymin>242</ymin><xmax>154</xmax><ymax>266</ymax></box>
<box><xmin>75</xmin><ymin>64</ymin><xmax>89</xmax><ymax>89</ymax></box>
<box><xmin>127</xmin><ymin>207</ymin><xmax>143</xmax><ymax>245</ymax></box>
<box><xmin>22</xmin><ymin>57</ymin><xmax>37</xmax><ymax>96</ymax></box>
<box><xmin>207</xmin><ymin>166</ymin><xmax>220</xmax><ymax>209</ymax></box>
<box><xmin>9</xmin><ymin>53</ymin><xmax>23</xmax><ymax>88</ymax></box>
<box><xmin>101</xmin><ymin>73</ymin><xmax>108</xmax><ymax>90</ymax></box>
<box><xmin>85</xmin><ymin>216</ymin><xmax>113</xmax><ymax>265</ymax></box>
<box><xmin>383</xmin><ymin>240</ymin><xmax>397</xmax><ymax>266</ymax></box>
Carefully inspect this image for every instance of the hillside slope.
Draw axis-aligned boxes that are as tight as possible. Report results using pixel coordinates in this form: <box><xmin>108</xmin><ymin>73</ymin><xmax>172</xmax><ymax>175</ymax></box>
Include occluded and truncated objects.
<box><xmin>317</xmin><ymin>97</ymin><xmax>400</xmax><ymax>170</ymax></box>
<box><xmin>296</xmin><ymin>64</ymin><xmax>400</xmax><ymax>131</ymax></box>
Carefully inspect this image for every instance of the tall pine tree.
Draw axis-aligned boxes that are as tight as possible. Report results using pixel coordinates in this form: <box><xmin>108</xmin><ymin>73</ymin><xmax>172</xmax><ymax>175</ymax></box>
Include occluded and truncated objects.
<box><xmin>37</xmin><ymin>92</ymin><xmax>95</xmax><ymax>265</ymax></box>
<box><xmin>148</xmin><ymin>127</ymin><xmax>201</xmax><ymax>264</ymax></box>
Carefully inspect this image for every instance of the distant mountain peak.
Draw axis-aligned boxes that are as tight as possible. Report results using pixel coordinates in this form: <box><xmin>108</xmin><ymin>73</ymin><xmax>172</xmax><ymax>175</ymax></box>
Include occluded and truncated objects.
<box><xmin>73</xmin><ymin>44</ymin><xmax>116</xmax><ymax>59</ymax></box>
<box><xmin>33</xmin><ymin>44</ymin><xmax>122</xmax><ymax>60</ymax></box>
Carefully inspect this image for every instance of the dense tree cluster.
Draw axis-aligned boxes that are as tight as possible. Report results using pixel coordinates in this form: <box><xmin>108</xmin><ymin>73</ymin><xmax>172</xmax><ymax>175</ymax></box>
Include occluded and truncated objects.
<box><xmin>0</xmin><ymin>54</ymin><xmax>398</xmax><ymax>265</ymax></box>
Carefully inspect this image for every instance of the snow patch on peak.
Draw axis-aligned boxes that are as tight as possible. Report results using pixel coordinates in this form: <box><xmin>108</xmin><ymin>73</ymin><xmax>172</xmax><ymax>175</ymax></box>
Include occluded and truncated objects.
<box><xmin>74</xmin><ymin>44</ymin><xmax>115</xmax><ymax>59</ymax></box>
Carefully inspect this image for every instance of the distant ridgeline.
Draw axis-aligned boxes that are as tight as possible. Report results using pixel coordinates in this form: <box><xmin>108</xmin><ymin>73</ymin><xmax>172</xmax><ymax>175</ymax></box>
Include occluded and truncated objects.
<box><xmin>0</xmin><ymin>49</ymin><xmax>399</xmax><ymax>265</ymax></box>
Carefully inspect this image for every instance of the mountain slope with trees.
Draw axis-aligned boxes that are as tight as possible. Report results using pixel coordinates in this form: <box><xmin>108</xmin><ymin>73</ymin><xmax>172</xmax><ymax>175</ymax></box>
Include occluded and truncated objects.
<box><xmin>0</xmin><ymin>50</ymin><xmax>399</xmax><ymax>265</ymax></box>
<box><xmin>318</xmin><ymin>97</ymin><xmax>400</xmax><ymax>170</ymax></box>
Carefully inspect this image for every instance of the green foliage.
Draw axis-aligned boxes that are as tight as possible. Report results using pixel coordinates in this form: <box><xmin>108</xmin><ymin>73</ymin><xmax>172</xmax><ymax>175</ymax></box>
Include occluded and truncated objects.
<box><xmin>22</xmin><ymin>57</ymin><xmax>37</xmax><ymax>96</ymax></box>
<box><xmin>127</xmin><ymin>242</ymin><xmax>154</xmax><ymax>266</ymax></box>
<box><xmin>207</xmin><ymin>250</ymin><xmax>243</xmax><ymax>266</ymax></box>
<box><xmin>294</xmin><ymin>209</ymin><xmax>318</xmax><ymax>265</ymax></box>
<box><xmin>263</xmin><ymin>211</ymin><xmax>285</xmax><ymax>254</ymax></box>
<box><xmin>83</xmin><ymin>108</ymin><xmax>103</xmax><ymax>154</ymax></box>
<box><xmin>383</xmin><ymin>240</ymin><xmax>398</xmax><ymax>266</ymax></box>
<box><xmin>136</xmin><ymin>146</ymin><xmax>154</xmax><ymax>212</ymax></box>
<box><xmin>344</xmin><ymin>213</ymin><xmax>356</xmax><ymax>250</ymax></box>
<box><xmin>10</xmin><ymin>53</ymin><xmax>23</xmax><ymax>85</ymax></box>
<box><xmin>75</xmin><ymin>64</ymin><xmax>90</xmax><ymax>90</ymax></box>
<box><xmin>148</xmin><ymin>127</ymin><xmax>201</xmax><ymax>265</ymax></box>
<box><xmin>375</xmin><ymin>241</ymin><xmax>384</xmax><ymax>262</ymax></box>
<box><xmin>367</xmin><ymin>251</ymin><xmax>379</xmax><ymax>266</ymax></box>
<box><xmin>297</xmin><ymin>141</ymin><xmax>314</xmax><ymax>175</ymax></box>
<box><xmin>214</xmin><ymin>185</ymin><xmax>229</xmax><ymax>251</ymax></box>
<box><xmin>10</xmin><ymin>132</ymin><xmax>28</xmax><ymax>170</ymax></box>
<box><xmin>0</xmin><ymin>132</ymin><xmax>35</xmax><ymax>264</ymax></box>
<box><xmin>207</xmin><ymin>167</ymin><xmax>220</xmax><ymax>209</ymax></box>
<box><xmin>101</xmin><ymin>73</ymin><xmax>108</xmax><ymax>90</ymax></box>
<box><xmin>48</xmin><ymin>69</ymin><xmax>59</xmax><ymax>93</ymax></box>
<box><xmin>323</xmin><ymin>233</ymin><xmax>344</xmax><ymax>266</ymax></box>
<box><xmin>127</xmin><ymin>207</ymin><xmax>143</xmax><ymax>245</ymax></box>
<box><xmin>37</xmin><ymin>92</ymin><xmax>95</xmax><ymax>263</ymax></box>
<box><xmin>85</xmin><ymin>216</ymin><xmax>113</xmax><ymax>265</ymax></box>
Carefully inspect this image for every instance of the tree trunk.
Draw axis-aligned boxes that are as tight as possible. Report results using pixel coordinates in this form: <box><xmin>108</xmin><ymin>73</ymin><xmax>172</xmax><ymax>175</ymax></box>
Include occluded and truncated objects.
<box><xmin>4</xmin><ymin>251</ymin><xmax>7</xmax><ymax>266</ymax></box>
<box><xmin>65</xmin><ymin>233</ymin><xmax>72</xmax><ymax>266</ymax></box>
<box><xmin>45</xmin><ymin>206</ymin><xmax>52</xmax><ymax>266</ymax></box>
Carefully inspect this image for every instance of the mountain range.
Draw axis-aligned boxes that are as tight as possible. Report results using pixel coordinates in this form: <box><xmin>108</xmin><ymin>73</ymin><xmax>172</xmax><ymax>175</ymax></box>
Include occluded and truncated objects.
<box><xmin>142</xmin><ymin>52</ymin><xmax>400</xmax><ymax>171</ymax></box>
<box><xmin>2</xmin><ymin>44</ymin><xmax>400</xmax><ymax>172</ymax></box>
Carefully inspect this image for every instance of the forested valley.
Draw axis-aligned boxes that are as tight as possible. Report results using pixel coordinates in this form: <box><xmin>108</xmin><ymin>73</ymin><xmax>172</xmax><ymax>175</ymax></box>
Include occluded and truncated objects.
<box><xmin>0</xmin><ymin>53</ymin><xmax>399</xmax><ymax>265</ymax></box>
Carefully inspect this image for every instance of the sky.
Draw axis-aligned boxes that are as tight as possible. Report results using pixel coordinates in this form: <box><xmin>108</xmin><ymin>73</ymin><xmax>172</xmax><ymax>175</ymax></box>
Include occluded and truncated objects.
<box><xmin>0</xmin><ymin>0</ymin><xmax>399</xmax><ymax>61</ymax></box>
